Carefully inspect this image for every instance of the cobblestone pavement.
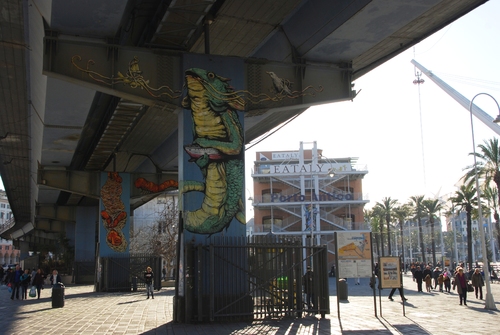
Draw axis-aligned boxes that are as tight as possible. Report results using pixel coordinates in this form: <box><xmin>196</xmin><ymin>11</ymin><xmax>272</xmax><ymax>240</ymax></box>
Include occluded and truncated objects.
<box><xmin>1</xmin><ymin>273</ymin><xmax>499</xmax><ymax>334</ymax></box>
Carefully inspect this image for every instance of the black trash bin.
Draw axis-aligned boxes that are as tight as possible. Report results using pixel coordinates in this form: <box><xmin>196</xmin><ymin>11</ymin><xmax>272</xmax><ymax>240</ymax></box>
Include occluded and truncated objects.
<box><xmin>338</xmin><ymin>279</ymin><xmax>348</xmax><ymax>300</ymax></box>
<box><xmin>52</xmin><ymin>283</ymin><xmax>65</xmax><ymax>308</ymax></box>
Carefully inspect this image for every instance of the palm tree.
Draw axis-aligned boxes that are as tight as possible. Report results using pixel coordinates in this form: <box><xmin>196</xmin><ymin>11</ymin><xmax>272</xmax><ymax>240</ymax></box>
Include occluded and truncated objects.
<box><xmin>410</xmin><ymin>195</ymin><xmax>426</xmax><ymax>264</ymax></box>
<box><xmin>464</xmin><ymin>137</ymin><xmax>500</xmax><ymax>254</ymax></box>
<box><xmin>365</xmin><ymin>208</ymin><xmax>381</xmax><ymax>258</ymax></box>
<box><xmin>394</xmin><ymin>203</ymin><xmax>412</xmax><ymax>265</ymax></box>
<box><xmin>444</xmin><ymin>203</ymin><xmax>460</xmax><ymax>263</ymax></box>
<box><xmin>422</xmin><ymin>198</ymin><xmax>444</xmax><ymax>266</ymax></box>
<box><xmin>375</xmin><ymin>197</ymin><xmax>398</xmax><ymax>256</ymax></box>
<box><xmin>483</xmin><ymin>184</ymin><xmax>499</xmax><ymax>260</ymax></box>
<box><xmin>450</xmin><ymin>180</ymin><xmax>478</xmax><ymax>269</ymax></box>
<box><xmin>371</xmin><ymin>206</ymin><xmax>386</xmax><ymax>257</ymax></box>
<box><xmin>464</xmin><ymin>137</ymin><xmax>500</xmax><ymax>198</ymax></box>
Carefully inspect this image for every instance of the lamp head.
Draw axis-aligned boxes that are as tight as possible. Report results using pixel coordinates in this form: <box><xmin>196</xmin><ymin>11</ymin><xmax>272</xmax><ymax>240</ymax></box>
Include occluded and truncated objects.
<box><xmin>494</xmin><ymin>114</ymin><xmax>500</xmax><ymax>124</ymax></box>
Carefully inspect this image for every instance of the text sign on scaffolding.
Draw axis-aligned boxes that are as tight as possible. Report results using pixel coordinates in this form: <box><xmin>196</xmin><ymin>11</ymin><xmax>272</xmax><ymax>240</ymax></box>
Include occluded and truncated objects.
<box><xmin>335</xmin><ymin>231</ymin><xmax>372</xmax><ymax>278</ymax></box>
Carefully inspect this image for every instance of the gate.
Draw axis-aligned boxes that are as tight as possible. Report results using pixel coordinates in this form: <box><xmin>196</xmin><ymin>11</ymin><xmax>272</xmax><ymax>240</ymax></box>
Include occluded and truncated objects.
<box><xmin>183</xmin><ymin>236</ymin><xmax>329</xmax><ymax>322</ymax></box>
<box><xmin>100</xmin><ymin>254</ymin><xmax>161</xmax><ymax>292</ymax></box>
<box><xmin>74</xmin><ymin>261</ymin><xmax>95</xmax><ymax>284</ymax></box>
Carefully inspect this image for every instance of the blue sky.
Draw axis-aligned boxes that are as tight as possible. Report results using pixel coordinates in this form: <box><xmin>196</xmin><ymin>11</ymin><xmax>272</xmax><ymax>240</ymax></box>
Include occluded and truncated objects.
<box><xmin>245</xmin><ymin>1</ymin><xmax>500</xmax><ymax>216</ymax></box>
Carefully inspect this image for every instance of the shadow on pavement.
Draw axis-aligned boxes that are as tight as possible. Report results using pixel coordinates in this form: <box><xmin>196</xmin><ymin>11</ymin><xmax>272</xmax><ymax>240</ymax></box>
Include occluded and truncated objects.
<box><xmin>165</xmin><ymin>317</ymin><xmax>332</xmax><ymax>335</ymax></box>
<box><xmin>392</xmin><ymin>323</ymin><xmax>433</xmax><ymax>334</ymax></box>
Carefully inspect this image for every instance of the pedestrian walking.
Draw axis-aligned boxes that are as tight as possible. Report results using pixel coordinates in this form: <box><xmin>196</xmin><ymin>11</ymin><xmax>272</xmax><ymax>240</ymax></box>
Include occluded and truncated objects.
<box><xmin>32</xmin><ymin>268</ymin><xmax>45</xmax><ymax>299</ymax></box>
<box><xmin>414</xmin><ymin>266</ymin><xmax>423</xmax><ymax>292</ymax></box>
<box><xmin>437</xmin><ymin>273</ymin><xmax>444</xmax><ymax>292</ymax></box>
<box><xmin>388</xmin><ymin>287</ymin><xmax>408</xmax><ymax>301</ymax></box>
<box><xmin>443</xmin><ymin>267</ymin><xmax>452</xmax><ymax>293</ymax></box>
<box><xmin>455</xmin><ymin>267</ymin><xmax>468</xmax><ymax>306</ymax></box>
<box><xmin>162</xmin><ymin>266</ymin><xmax>167</xmax><ymax>281</ymax></box>
<box><xmin>10</xmin><ymin>265</ymin><xmax>23</xmax><ymax>300</ymax></box>
<box><xmin>303</xmin><ymin>266</ymin><xmax>314</xmax><ymax>310</ymax></box>
<box><xmin>144</xmin><ymin>266</ymin><xmax>154</xmax><ymax>299</ymax></box>
<box><xmin>471</xmin><ymin>268</ymin><xmax>484</xmax><ymax>300</ymax></box>
<box><xmin>20</xmin><ymin>269</ymin><xmax>31</xmax><ymax>300</ymax></box>
<box><xmin>432</xmin><ymin>267</ymin><xmax>440</xmax><ymax>289</ymax></box>
<box><xmin>425</xmin><ymin>274</ymin><xmax>432</xmax><ymax>292</ymax></box>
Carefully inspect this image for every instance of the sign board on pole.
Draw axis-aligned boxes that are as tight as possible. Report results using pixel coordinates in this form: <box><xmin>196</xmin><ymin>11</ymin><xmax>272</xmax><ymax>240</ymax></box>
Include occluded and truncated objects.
<box><xmin>336</xmin><ymin>231</ymin><xmax>372</xmax><ymax>278</ymax></box>
<box><xmin>379</xmin><ymin>257</ymin><xmax>401</xmax><ymax>289</ymax></box>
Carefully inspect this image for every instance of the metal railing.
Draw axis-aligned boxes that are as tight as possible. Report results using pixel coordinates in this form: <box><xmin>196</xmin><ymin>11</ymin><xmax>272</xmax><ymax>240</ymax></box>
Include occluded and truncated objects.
<box><xmin>0</xmin><ymin>218</ymin><xmax>15</xmax><ymax>235</ymax></box>
<box><xmin>181</xmin><ymin>236</ymin><xmax>329</xmax><ymax>322</ymax></box>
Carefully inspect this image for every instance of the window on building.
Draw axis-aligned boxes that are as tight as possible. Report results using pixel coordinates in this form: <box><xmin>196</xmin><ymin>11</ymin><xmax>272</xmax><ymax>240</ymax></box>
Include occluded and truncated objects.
<box><xmin>262</xmin><ymin>216</ymin><xmax>283</xmax><ymax>232</ymax></box>
<box><xmin>0</xmin><ymin>204</ymin><xmax>4</xmax><ymax>208</ymax></box>
<box><xmin>0</xmin><ymin>212</ymin><xmax>3</xmax><ymax>219</ymax></box>
<box><xmin>5</xmin><ymin>246</ymin><xmax>9</xmax><ymax>250</ymax></box>
<box><xmin>262</xmin><ymin>188</ymin><xmax>282</xmax><ymax>203</ymax></box>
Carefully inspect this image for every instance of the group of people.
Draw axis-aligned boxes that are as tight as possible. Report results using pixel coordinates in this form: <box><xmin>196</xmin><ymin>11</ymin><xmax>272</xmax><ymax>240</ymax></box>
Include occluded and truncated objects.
<box><xmin>5</xmin><ymin>264</ymin><xmax>158</xmax><ymax>301</ymax></box>
<box><xmin>3</xmin><ymin>265</ymin><xmax>63</xmax><ymax>300</ymax></box>
<box><xmin>410</xmin><ymin>262</ymin><xmax>485</xmax><ymax>306</ymax></box>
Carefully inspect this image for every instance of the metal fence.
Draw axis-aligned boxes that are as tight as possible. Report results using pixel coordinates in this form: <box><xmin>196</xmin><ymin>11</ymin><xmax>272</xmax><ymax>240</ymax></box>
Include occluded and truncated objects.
<box><xmin>99</xmin><ymin>254</ymin><xmax>161</xmax><ymax>292</ymax></box>
<box><xmin>180</xmin><ymin>235</ymin><xmax>329</xmax><ymax>322</ymax></box>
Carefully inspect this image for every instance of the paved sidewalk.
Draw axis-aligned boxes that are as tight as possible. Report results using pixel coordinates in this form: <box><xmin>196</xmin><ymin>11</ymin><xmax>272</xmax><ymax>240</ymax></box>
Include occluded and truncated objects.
<box><xmin>1</xmin><ymin>274</ymin><xmax>499</xmax><ymax>334</ymax></box>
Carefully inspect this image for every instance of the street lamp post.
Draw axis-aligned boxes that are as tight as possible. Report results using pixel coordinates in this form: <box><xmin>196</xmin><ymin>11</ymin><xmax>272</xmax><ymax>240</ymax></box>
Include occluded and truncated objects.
<box><xmin>469</xmin><ymin>92</ymin><xmax>500</xmax><ymax>310</ymax></box>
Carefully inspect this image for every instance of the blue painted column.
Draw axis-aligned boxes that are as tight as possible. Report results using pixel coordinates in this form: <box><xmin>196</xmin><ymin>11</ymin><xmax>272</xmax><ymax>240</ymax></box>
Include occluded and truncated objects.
<box><xmin>75</xmin><ymin>206</ymin><xmax>98</xmax><ymax>262</ymax></box>
<box><xmin>176</xmin><ymin>54</ymin><xmax>248</xmax><ymax>322</ymax></box>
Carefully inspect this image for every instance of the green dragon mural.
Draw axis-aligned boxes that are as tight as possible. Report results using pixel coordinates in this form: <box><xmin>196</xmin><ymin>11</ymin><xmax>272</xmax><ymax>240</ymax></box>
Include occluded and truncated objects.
<box><xmin>182</xmin><ymin>68</ymin><xmax>246</xmax><ymax>234</ymax></box>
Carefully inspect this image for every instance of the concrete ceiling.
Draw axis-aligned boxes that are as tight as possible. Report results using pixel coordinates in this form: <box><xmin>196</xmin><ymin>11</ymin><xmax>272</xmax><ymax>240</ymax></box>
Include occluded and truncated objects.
<box><xmin>0</xmin><ymin>0</ymin><xmax>488</xmax><ymax>244</ymax></box>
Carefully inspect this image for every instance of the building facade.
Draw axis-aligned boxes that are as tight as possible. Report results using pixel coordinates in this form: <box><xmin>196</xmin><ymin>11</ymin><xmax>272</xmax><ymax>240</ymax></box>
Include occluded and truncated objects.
<box><xmin>249</xmin><ymin>141</ymin><xmax>369</xmax><ymax>265</ymax></box>
<box><xmin>446</xmin><ymin>211</ymin><xmax>496</xmax><ymax>263</ymax></box>
<box><xmin>0</xmin><ymin>190</ymin><xmax>19</xmax><ymax>266</ymax></box>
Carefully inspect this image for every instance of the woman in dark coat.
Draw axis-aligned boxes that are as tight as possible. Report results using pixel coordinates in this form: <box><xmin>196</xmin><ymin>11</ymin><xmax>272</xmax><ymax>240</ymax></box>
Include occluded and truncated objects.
<box><xmin>33</xmin><ymin>268</ymin><xmax>46</xmax><ymax>299</ymax></box>
<box><xmin>455</xmin><ymin>267</ymin><xmax>468</xmax><ymax>305</ymax></box>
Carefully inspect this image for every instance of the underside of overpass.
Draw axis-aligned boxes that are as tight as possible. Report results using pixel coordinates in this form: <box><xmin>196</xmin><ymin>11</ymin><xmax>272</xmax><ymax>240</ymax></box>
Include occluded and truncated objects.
<box><xmin>0</xmin><ymin>0</ymin><xmax>488</xmax><ymax>249</ymax></box>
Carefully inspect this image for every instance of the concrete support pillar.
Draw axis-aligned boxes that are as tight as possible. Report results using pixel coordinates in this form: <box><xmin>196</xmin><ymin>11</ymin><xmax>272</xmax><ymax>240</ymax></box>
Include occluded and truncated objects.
<box><xmin>75</xmin><ymin>206</ymin><xmax>98</xmax><ymax>262</ymax></box>
<box><xmin>18</xmin><ymin>241</ymin><xmax>30</xmax><ymax>261</ymax></box>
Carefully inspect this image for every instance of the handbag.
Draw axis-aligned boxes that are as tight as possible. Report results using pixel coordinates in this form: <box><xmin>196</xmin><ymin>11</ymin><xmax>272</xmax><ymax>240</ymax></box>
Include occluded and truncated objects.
<box><xmin>467</xmin><ymin>282</ymin><xmax>474</xmax><ymax>292</ymax></box>
<box><xmin>29</xmin><ymin>285</ymin><xmax>36</xmax><ymax>297</ymax></box>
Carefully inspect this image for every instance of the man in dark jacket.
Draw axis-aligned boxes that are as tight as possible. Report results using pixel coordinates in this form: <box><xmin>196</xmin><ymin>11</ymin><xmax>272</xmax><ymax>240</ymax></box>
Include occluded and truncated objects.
<box><xmin>144</xmin><ymin>266</ymin><xmax>154</xmax><ymax>299</ymax></box>
<box><xmin>10</xmin><ymin>265</ymin><xmax>23</xmax><ymax>300</ymax></box>
<box><xmin>303</xmin><ymin>266</ymin><xmax>314</xmax><ymax>310</ymax></box>
<box><xmin>413</xmin><ymin>266</ymin><xmax>424</xmax><ymax>292</ymax></box>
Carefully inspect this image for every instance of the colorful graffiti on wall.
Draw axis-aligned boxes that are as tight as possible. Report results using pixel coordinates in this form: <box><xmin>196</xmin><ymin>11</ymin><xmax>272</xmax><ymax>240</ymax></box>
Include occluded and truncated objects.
<box><xmin>134</xmin><ymin>178</ymin><xmax>178</xmax><ymax>193</ymax></box>
<box><xmin>182</xmin><ymin>68</ymin><xmax>246</xmax><ymax>234</ymax></box>
<box><xmin>100</xmin><ymin>172</ymin><xmax>128</xmax><ymax>252</ymax></box>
